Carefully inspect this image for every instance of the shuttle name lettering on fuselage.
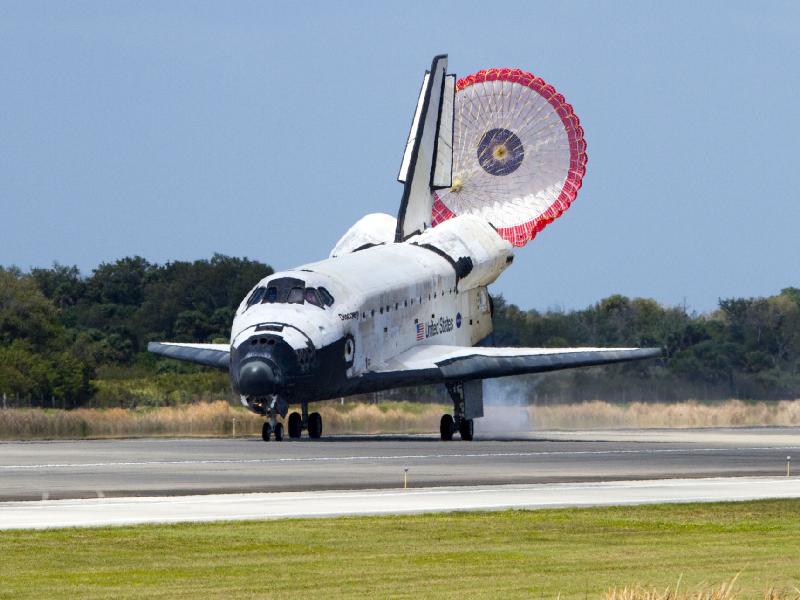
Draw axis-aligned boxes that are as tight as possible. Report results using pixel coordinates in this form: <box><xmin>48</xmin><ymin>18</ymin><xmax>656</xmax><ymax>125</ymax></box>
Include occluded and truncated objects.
<box><xmin>338</xmin><ymin>311</ymin><xmax>359</xmax><ymax>321</ymax></box>
<box><xmin>423</xmin><ymin>316</ymin><xmax>455</xmax><ymax>339</ymax></box>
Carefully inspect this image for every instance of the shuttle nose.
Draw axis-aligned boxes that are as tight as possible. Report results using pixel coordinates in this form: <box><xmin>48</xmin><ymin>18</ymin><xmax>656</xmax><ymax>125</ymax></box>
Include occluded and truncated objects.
<box><xmin>238</xmin><ymin>360</ymin><xmax>281</xmax><ymax>396</ymax></box>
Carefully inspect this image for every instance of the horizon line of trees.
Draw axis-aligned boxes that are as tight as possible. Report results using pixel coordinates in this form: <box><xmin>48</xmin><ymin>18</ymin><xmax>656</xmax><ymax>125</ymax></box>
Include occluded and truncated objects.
<box><xmin>1</xmin><ymin>255</ymin><xmax>799</xmax><ymax>407</ymax></box>
<box><xmin>491</xmin><ymin>290</ymin><xmax>800</xmax><ymax>403</ymax></box>
<box><xmin>0</xmin><ymin>255</ymin><xmax>272</xmax><ymax>407</ymax></box>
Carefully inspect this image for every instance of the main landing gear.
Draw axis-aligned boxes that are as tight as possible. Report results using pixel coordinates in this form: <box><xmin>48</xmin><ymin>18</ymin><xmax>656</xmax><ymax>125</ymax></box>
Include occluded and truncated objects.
<box><xmin>440</xmin><ymin>382</ymin><xmax>474</xmax><ymax>441</ymax></box>
<box><xmin>439</xmin><ymin>414</ymin><xmax>474</xmax><ymax>441</ymax></box>
<box><xmin>261</xmin><ymin>399</ymin><xmax>322</xmax><ymax>441</ymax></box>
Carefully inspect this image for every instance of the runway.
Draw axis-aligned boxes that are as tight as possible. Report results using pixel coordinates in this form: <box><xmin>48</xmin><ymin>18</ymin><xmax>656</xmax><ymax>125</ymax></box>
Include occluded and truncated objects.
<box><xmin>2</xmin><ymin>427</ymin><xmax>800</xmax><ymax>501</ymax></box>
<box><xmin>3</xmin><ymin>477</ymin><xmax>800</xmax><ymax>530</ymax></box>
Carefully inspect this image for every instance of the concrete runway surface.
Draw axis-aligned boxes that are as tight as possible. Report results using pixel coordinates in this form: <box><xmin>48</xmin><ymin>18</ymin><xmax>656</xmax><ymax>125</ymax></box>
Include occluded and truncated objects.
<box><xmin>2</xmin><ymin>427</ymin><xmax>800</xmax><ymax>501</ymax></box>
<box><xmin>3</xmin><ymin>477</ymin><xmax>800</xmax><ymax>530</ymax></box>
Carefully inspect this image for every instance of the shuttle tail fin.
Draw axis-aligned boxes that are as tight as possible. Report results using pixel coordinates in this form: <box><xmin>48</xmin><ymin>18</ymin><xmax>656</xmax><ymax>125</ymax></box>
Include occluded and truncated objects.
<box><xmin>395</xmin><ymin>55</ymin><xmax>455</xmax><ymax>242</ymax></box>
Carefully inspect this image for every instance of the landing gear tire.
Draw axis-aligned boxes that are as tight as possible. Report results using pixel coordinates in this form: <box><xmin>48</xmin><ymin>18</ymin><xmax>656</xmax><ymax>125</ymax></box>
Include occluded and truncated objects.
<box><xmin>261</xmin><ymin>422</ymin><xmax>272</xmax><ymax>442</ymax></box>
<box><xmin>440</xmin><ymin>414</ymin><xmax>454</xmax><ymax>441</ymax></box>
<box><xmin>459</xmin><ymin>418</ymin><xmax>474</xmax><ymax>441</ymax></box>
<box><xmin>288</xmin><ymin>412</ymin><xmax>302</xmax><ymax>439</ymax></box>
<box><xmin>273</xmin><ymin>422</ymin><xmax>284</xmax><ymax>442</ymax></box>
<box><xmin>308</xmin><ymin>412</ymin><xmax>323</xmax><ymax>439</ymax></box>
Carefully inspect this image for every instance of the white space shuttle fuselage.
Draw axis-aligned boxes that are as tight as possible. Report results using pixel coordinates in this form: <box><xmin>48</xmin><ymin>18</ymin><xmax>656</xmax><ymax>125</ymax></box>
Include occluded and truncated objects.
<box><xmin>229</xmin><ymin>214</ymin><xmax>512</xmax><ymax>405</ymax></box>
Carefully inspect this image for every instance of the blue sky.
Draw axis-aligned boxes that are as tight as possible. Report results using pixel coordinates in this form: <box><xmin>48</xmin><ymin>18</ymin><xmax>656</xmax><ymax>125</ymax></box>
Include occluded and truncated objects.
<box><xmin>1</xmin><ymin>1</ymin><xmax>798</xmax><ymax>313</ymax></box>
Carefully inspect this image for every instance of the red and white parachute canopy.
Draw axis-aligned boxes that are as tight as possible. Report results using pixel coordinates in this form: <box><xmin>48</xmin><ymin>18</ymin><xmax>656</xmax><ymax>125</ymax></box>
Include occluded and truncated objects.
<box><xmin>431</xmin><ymin>68</ymin><xmax>587</xmax><ymax>247</ymax></box>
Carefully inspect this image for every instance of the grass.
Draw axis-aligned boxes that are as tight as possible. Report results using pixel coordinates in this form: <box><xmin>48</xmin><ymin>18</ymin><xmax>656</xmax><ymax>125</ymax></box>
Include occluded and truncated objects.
<box><xmin>605</xmin><ymin>576</ymin><xmax>800</xmax><ymax>599</ymax></box>
<box><xmin>91</xmin><ymin>371</ymin><xmax>232</xmax><ymax>408</ymax></box>
<box><xmin>1</xmin><ymin>500</ymin><xmax>800</xmax><ymax>598</ymax></box>
<box><xmin>0</xmin><ymin>400</ymin><xmax>447</xmax><ymax>440</ymax></box>
<box><xmin>531</xmin><ymin>399</ymin><xmax>800</xmax><ymax>429</ymax></box>
<box><xmin>3</xmin><ymin>399</ymin><xmax>800</xmax><ymax>440</ymax></box>
<box><xmin>604</xmin><ymin>578</ymin><xmax>797</xmax><ymax>599</ymax></box>
<box><xmin>0</xmin><ymin>401</ymin><xmax>259</xmax><ymax>439</ymax></box>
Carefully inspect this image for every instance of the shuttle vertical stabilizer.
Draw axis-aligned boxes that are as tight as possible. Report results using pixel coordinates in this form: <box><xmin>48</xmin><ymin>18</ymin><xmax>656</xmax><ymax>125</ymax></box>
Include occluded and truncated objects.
<box><xmin>395</xmin><ymin>54</ymin><xmax>454</xmax><ymax>242</ymax></box>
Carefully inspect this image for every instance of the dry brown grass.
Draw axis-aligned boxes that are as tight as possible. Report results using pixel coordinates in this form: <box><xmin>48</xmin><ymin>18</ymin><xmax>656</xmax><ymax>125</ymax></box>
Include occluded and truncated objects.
<box><xmin>3</xmin><ymin>399</ymin><xmax>800</xmax><ymax>440</ymax></box>
<box><xmin>531</xmin><ymin>399</ymin><xmax>800</xmax><ymax>429</ymax></box>
<box><xmin>0</xmin><ymin>401</ymin><xmax>263</xmax><ymax>439</ymax></box>
<box><xmin>320</xmin><ymin>401</ymin><xmax>443</xmax><ymax>434</ymax></box>
<box><xmin>0</xmin><ymin>400</ymin><xmax>446</xmax><ymax>440</ymax></box>
<box><xmin>605</xmin><ymin>576</ymin><xmax>800</xmax><ymax>600</ymax></box>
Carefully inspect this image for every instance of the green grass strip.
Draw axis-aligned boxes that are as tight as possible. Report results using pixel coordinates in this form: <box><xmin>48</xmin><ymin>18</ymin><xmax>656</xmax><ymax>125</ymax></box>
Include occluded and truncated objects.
<box><xmin>1</xmin><ymin>500</ymin><xmax>799</xmax><ymax>599</ymax></box>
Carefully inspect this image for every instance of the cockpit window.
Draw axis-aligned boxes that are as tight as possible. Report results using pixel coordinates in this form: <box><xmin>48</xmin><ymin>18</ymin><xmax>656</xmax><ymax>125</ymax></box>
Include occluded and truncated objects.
<box><xmin>318</xmin><ymin>287</ymin><xmax>334</xmax><ymax>307</ymax></box>
<box><xmin>287</xmin><ymin>287</ymin><xmax>304</xmax><ymax>304</ymax></box>
<box><xmin>260</xmin><ymin>277</ymin><xmax>305</xmax><ymax>304</ymax></box>
<box><xmin>252</xmin><ymin>277</ymin><xmax>334</xmax><ymax>309</ymax></box>
<box><xmin>247</xmin><ymin>287</ymin><xmax>266</xmax><ymax>307</ymax></box>
<box><xmin>304</xmin><ymin>288</ymin><xmax>323</xmax><ymax>308</ymax></box>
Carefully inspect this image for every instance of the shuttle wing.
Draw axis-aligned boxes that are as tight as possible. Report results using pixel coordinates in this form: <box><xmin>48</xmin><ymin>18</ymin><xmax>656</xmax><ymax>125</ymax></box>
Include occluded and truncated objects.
<box><xmin>147</xmin><ymin>342</ymin><xmax>230</xmax><ymax>370</ymax></box>
<box><xmin>368</xmin><ymin>345</ymin><xmax>661</xmax><ymax>386</ymax></box>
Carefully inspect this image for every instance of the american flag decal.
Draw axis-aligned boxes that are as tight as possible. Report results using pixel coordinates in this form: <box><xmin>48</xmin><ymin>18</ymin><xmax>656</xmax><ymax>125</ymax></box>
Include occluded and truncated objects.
<box><xmin>415</xmin><ymin>322</ymin><xmax>425</xmax><ymax>341</ymax></box>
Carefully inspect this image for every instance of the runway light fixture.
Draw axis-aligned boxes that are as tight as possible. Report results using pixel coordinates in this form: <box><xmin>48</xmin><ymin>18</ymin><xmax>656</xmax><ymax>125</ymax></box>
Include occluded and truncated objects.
<box><xmin>404</xmin><ymin>466</ymin><xmax>409</xmax><ymax>489</ymax></box>
<box><xmin>788</xmin><ymin>456</ymin><xmax>792</xmax><ymax>477</ymax></box>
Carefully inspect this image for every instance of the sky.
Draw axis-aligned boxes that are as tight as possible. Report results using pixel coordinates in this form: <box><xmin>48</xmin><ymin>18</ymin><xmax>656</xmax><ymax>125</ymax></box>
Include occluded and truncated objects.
<box><xmin>1</xmin><ymin>1</ymin><xmax>798</xmax><ymax>313</ymax></box>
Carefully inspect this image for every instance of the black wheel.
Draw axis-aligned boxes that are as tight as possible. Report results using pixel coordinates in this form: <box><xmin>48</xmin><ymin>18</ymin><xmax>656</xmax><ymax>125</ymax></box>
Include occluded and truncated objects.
<box><xmin>459</xmin><ymin>418</ymin><xmax>474</xmax><ymax>441</ymax></box>
<box><xmin>261</xmin><ymin>422</ymin><xmax>272</xmax><ymax>442</ymax></box>
<box><xmin>274</xmin><ymin>422</ymin><xmax>284</xmax><ymax>442</ymax></box>
<box><xmin>308</xmin><ymin>412</ymin><xmax>322</xmax><ymax>439</ymax></box>
<box><xmin>440</xmin><ymin>414</ymin><xmax>454</xmax><ymax>441</ymax></box>
<box><xmin>288</xmin><ymin>412</ymin><xmax>302</xmax><ymax>439</ymax></box>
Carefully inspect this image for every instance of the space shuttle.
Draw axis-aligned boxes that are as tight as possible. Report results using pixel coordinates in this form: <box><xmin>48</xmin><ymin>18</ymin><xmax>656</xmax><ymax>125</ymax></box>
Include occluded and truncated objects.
<box><xmin>149</xmin><ymin>55</ymin><xmax>660</xmax><ymax>441</ymax></box>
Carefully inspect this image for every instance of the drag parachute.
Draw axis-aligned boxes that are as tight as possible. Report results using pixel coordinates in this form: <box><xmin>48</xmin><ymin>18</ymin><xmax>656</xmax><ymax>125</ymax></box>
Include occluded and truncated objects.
<box><xmin>431</xmin><ymin>68</ymin><xmax>587</xmax><ymax>247</ymax></box>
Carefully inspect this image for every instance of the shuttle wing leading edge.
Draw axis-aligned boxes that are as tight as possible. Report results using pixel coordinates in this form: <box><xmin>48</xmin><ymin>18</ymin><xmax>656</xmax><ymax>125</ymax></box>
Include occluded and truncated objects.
<box><xmin>147</xmin><ymin>342</ymin><xmax>230</xmax><ymax>370</ymax></box>
<box><xmin>367</xmin><ymin>345</ymin><xmax>662</xmax><ymax>387</ymax></box>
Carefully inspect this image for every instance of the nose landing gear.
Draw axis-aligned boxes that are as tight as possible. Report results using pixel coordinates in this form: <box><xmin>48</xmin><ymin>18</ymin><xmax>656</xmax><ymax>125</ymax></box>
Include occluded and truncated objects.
<box><xmin>261</xmin><ymin>421</ymin><xmax>285</xmax><ymax>441</ymax></box>
<box><xmin>260</xmin><ymin>394</ymin><xmax>288</xmax><ymax>442</ymax></box>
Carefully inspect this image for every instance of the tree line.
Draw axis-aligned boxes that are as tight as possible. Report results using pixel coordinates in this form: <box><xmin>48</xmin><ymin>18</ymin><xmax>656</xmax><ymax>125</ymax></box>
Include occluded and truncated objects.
<box><xmin>1</xmin><ymin>255</ymin><xmax>798</xmax><ymax>407</ymax></box>
<box><xmin>0</xmin><ymin>255</ymin><xmax>272</xmax><ymax>407</ymax></box>
<box><xmin>491</xmin><ymin>291</ymin><xmax>800</xmax><ymax>402</ymax></box>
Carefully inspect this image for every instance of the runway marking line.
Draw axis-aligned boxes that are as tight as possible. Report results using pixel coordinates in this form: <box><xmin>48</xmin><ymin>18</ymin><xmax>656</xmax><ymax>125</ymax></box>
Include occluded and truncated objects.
<box><xmin>3</xmin><ymin>446</ymin><xmax>800</xmax><ymax>470</ymax></box>
<box><xmin>5</xmin><ymin>476</ymin><xmax>786</xmax><ymax>509</ymax></box>
<box><xmin>4</xmin><ymin>477</ymin><xmax>800</xmax><ymax>529</ymax></box>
